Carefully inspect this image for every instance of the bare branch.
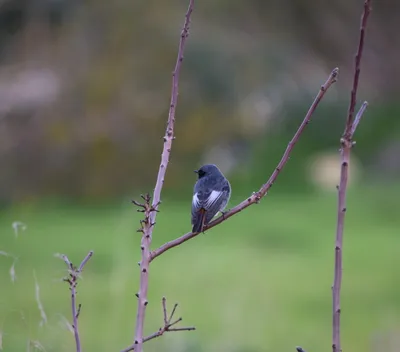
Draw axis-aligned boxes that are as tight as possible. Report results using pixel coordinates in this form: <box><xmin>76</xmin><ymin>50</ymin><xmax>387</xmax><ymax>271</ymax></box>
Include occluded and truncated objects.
<box><xmin>350</xmin><ymin>101</ymin><xmax>368</xmax><ymax>136</ymax></box>
<box><xmin>168</xmin><ymin>317</ymin><xmax>182</xmax><ymax>327</ymax></box>
<box><xmin>162</xmin><ymin>296</ymin><xmax>168</xmax><ymax>326</ymax></box>
<box><xmin>167</xmin><ymin>327</ymin><xmax>194</xmax><ymax>332</ymax></box>
<box><xmin>150</xmin><ymin>67</ymin><xmax>339</xmax><ymax>261</ymax></box>
<box><xmin>344</xmin><ymin>0</ymin><xmax>372</xmax><ymax>138</ymax></box>
<box><xmin>61</xmin><ymin>251</ymin><xmax>94</xmax><ymax>352</ymax></box>
<box><xmin>78</xmin><ymin>251</ymin><xmax>93</xmax><ymax>272</ymax></box>
<box><xmin>168</xmin><ymin>303</ymin><xmax>178</xmax><ymax>324</ymax></box>
<box><xmin>332</xmin><ymin>2</ymin><xmax>371</xmax><ymax>352</ymax></box>
<box><xmin>123</xmin><ymin>298</ymin><xmax>195</xmax><ymax>352</ymax></box>
<box><xmin>132</xmin><ymin>1</ymin><xmax>195</xmax><ymax>351</ymax></box>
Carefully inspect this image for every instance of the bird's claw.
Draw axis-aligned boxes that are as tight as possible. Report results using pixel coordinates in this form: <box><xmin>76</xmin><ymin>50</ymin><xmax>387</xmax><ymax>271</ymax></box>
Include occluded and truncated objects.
<box><xmin>221</xmin><ymin>210</ymin><xmax>229</xmax><ymax>220</ymax></box>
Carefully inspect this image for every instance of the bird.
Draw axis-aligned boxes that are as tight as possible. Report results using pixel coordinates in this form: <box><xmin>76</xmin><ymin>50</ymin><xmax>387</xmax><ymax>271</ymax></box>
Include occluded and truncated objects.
<box><xmin>191</xmin><ymin>164</ymin><xmax>231</xmax><ymax>233</ymax></box>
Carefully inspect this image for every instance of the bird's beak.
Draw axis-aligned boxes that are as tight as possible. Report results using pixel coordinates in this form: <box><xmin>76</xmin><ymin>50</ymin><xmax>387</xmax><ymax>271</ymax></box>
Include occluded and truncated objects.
<box><xmin>194</xmin><ymin>170</ymin><xmax>198</xmax><ymax>174</ymax></box>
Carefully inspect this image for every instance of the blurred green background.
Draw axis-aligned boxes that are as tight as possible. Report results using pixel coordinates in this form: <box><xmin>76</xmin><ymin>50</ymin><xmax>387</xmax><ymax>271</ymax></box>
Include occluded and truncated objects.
<box><xmin>1</xmin><ymin>0</ymin><xmax>400</xmax><ymax>351</ymax></box>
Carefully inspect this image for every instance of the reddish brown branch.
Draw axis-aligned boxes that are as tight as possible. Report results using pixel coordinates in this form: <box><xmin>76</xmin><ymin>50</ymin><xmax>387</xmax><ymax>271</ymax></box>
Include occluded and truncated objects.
<box><xmin>61</xmin><ymin>251</ymin><xmax>94</xmax><ymax>352</ymax></box>
<box><xmin>150</xmin><ymin>68</ymin><xmax>339</xmax><ymax>261</ymax></box>
<box><xmin>132</xmin><ymin>1</ymin><xmax>194</xmax><ymax>351</ymax></box>
<box><xmin>122</xmin><ymin>298</ymin><xmax>195</xmax><ymax>352</ymax></box>
<box><xmin>332</xmin><ymin>2</ymin><xmax>371</xmax><ymax>352</ymax></box>
<box><xmin>344</xmin><ymin>0</ymin><xmax>372</xmax><ymax>138</ymax></box>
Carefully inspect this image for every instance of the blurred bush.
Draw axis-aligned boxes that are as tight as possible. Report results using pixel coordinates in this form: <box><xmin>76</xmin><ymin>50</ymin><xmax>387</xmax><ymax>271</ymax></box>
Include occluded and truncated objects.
<box><xmin>0</xmin><ymin>0</ymin><xmax>398</xmax><ymax>202</ymax></box>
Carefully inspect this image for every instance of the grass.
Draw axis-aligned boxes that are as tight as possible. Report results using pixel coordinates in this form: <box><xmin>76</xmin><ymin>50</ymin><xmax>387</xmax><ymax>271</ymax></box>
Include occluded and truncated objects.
<box><xmin>1</xmin><ymin>186</ymin><xmax>400</xmax><ymax>351</ymax></box>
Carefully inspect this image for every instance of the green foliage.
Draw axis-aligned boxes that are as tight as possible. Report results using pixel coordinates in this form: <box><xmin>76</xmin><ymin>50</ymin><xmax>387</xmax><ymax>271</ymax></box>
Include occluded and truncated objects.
<box><xmin>1</xmin><ymin>186</ymin><xmax>400</xmax><ymax>351</ymax></box>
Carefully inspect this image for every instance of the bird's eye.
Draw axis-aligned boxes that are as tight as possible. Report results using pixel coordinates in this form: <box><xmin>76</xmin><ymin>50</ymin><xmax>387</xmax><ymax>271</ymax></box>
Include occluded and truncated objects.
<box><xmin>198</xmin><ymin>170</ymin><xmax>206</xmax><ymax>177</ymax></box>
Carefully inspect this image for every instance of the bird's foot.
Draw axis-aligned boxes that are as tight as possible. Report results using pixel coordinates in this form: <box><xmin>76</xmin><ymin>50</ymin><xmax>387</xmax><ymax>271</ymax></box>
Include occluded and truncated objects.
<box><xmin>221</xmin><ymin>209</ymin><xmax>230</xmax><ymax>220</ymax></box>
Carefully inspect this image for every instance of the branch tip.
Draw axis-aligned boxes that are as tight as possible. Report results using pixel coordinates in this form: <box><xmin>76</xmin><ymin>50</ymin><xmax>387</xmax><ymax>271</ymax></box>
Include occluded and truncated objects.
<box><xmin>61</xmin><ymin>251</ymin><xmax>93</xmax><ymax>352</ymax></box>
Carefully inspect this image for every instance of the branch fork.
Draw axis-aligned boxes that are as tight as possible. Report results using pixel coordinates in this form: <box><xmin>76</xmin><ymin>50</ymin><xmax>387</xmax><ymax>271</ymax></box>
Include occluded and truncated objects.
<box><xmin>132</xmin><ymin>194</ymin><xmax>159</xmax><ymax>233</ymax></box>
<box><xmin>332</xmin><ymin>2</ymin><xmax>371</xmax><ymax>352</ymax></box>
<box><xmin>127</xmin><ymin>1</ymin><xmax>372</xmax><ymax>352</ymax></box>
<box><xmin>122</xmin><ymin>297</ymin><xmax>195</xmax><ymax>352</ymax></box>
<box><xmin>61</xmin><ymin>251</ymin><xmax>94</xmax><ymax>352</ymax></box>
<box><xmin>130</xmin><ymin>2</ymin><xmax>195</xmax><ymax>351</ymax></box>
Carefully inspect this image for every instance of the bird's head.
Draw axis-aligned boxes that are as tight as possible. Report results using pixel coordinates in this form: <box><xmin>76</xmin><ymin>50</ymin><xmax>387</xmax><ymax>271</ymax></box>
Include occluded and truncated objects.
<box><xmin>194</xmin><ymin>164</ymin><xmax>221</xmax><ymax>179</ymax></box>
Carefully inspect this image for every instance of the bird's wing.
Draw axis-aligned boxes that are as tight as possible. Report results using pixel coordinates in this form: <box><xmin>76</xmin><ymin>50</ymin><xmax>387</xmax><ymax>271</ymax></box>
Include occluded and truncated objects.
<box><xmin>204</xmin><ymin>188</ymin><xmax>230</xmax><ymax>224</ymax></box>
<box><xmin>192</xmin><ymin>188</ymin><xmax>228</xmax><ymax>225</ymax></box>
<box><xmin>191</xmin><ymin>191</ymin><xmax>205</xmax><ymax>230</ymax></box>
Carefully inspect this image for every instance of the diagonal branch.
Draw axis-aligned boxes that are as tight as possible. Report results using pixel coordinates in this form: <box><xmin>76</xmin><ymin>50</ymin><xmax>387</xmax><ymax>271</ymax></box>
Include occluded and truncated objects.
<box><xmin>132</xmin><ymin>1</ymin><xmax>195</xmax><ymax>351</ymax></box>
<box><xmin>350</xmin><ymin>101</ymin><xmax>368</xmax><ymax>137</ymax></box>
<box><xmin>122</xmin><ymin>298</ymin><xmax>195</xmax><ymax>352</ymax></box>
<box><xmin>332</xmin><ymin>2</ymin><xmax>371</xmax><ymax>352</ymax></box>
<box><xmin>150</xmin><ymin>67</ymin><xmax>339</xmax><ymax>261</ymax></box>
<box><xmin>61</xmin><ymin>251</ymin><xmax>94</xmax><ymax>352</ymax></box>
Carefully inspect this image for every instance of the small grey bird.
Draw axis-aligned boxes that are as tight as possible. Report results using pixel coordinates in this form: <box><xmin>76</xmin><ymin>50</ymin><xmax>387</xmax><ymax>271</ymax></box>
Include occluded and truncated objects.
<box><xmin>191</xmin><ymin>164</ymin><xmax>231</xmax><ymax>233</ymax></box>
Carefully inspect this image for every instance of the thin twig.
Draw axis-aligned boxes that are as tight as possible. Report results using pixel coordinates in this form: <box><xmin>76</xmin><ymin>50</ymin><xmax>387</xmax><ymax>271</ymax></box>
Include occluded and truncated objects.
<box><xmin>344</xmin><ymin>0</ymin><xmax>372</xmax><ymax>138</ymax></box>
<box><xmin>78</xmin><ymin>252</ymin><xmax>93</xmax><ymax>272</ymax></box>
<box><xmin>71</xmin><ymin>276</ymin><xmax>80</xmax><ymax>350</ymax></box>
<box><xmin>168</xmin><ymin>303</ymin><xmax>178</xmax><ymax>324</ymax></box>
<box><xmin>122</xmin><ymin>298</ymin><xmax>195</xmax><ymax>352</ymax></box>
<box><xmin>162</xmin><ymin>297</ymin><xmax>168</xmax><ymax>326</ymax></box>
<box><xmin>61</xmin><ymin>251</ymin><xmax>94</xmax><ymax>352</ymax></box>
<box><xmin>350</xmin><ymin>101</ymin><xmax>368</xmax><ymax>136</ymax></box>
<box><xmin>132</xmin><ymin>1</ymin><xmax>195</xmax><ymax>351</ymax></box>
<box><xmin>332</xmin><ymin>2</ymin><xmax>371</xmax><ymax>352</ymax></box>
<box><xmin>150</xmin><ymin>68</ymin><xmax>339</xmax><ymax>261</ymax></box>
<box><xmin>168</xmin><ymin>317</ymin><xmax>182</xmax><ymax>327</ymax></box>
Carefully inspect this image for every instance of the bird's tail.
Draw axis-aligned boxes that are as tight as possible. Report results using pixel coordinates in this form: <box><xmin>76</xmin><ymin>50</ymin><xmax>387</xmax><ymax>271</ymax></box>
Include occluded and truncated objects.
<box><xmin>192</xmin><ymin>209</ymin><xmax>206</xmax><ymax>233</ymax></box>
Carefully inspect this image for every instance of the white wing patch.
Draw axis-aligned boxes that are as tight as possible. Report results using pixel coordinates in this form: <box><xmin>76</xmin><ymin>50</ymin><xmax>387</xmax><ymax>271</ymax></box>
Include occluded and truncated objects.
<box><xmin>192</xmin><ymin>193</ymin><xmax>200</xmax><ymax>208</ymax></box>
<box><xmin>205</xmin><ymin>190</ymin><xmax>222</xmax><ymax>209</ymax></box>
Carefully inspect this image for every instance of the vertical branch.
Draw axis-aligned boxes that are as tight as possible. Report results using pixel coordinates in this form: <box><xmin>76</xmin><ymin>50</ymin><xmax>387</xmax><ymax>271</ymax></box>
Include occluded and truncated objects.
<box><xmin>344</xmin><ymin>0</ymin><xmax>372</xmax><ymax>137</ymax></box>
<box><xmin>132</xmin><ymin>1</ymin><xmax>195</xmax><ymax>351</ymax></box>
<box><xmin>150</xmin><ymin>0</ymin><xmax>195</xmax><ymax>219</ymax></box>
<box><xmin>71</xmin><ymin>277</ymin><xmax>81</xmax><ymax>350</ymax></box>
<box><xmin>332</xmin><ymin>1</ymin><xmax>371</xmax><ymax>352</ymax></box>
<box><xmin>61</xmin><ymin>251</ymin><xmax>94</xmax><ymax>352</ymax></box>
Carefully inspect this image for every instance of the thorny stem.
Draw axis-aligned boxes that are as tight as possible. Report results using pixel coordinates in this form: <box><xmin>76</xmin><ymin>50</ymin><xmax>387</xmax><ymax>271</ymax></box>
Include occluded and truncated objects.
<box><xmin>132</xmin><ymin>1</ymin><xmax>195</xmax><ymax>351</ymax></box>
<box><xmin>62</xmin><ymin>251</ymin><xmax>94</xmax><ymax>352</ymax></box>
<box><xmin>332</xmin><ymin>2</ymin><xmax>371</xmax><ymax>352</ymax></box>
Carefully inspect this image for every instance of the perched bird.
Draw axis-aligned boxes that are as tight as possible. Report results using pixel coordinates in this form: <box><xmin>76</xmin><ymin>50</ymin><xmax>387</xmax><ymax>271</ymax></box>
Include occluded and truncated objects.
<box><xmin>191</xmin><ymin>164</ymin><xmax>231</xmax><ymax>233</ymax></box>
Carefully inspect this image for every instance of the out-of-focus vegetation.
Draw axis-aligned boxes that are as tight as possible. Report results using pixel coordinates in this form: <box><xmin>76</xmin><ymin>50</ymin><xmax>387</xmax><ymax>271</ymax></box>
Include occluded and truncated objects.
<box><xmin>0</xmin><ymin>0</ymin><xmax>399</xmax><ymax>201</ymax></box>
<box><xmin>1</xmin><ymin>1</ymin><xmax>400</xmax><ymax>351</ymax></box>
<box><xmin>1</xmin><ymin>187</ymin><xmax>400</xmax><ymax>351</ymax></box>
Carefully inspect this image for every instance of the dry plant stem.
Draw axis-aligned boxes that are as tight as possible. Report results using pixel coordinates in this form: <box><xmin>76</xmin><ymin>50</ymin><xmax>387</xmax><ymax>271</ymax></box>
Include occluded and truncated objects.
<box><xmin>132</xmin><ymin>1</ymin><xmax>194</xmax><ymax>351</ymax></box>
<box><xmin>150</xmin><ymin>68</ymin><xmax>339</xmax><ymax>261</ymax></box>
<box><xmin>344</xmin><ymin>0</ymin><xmax>372</xmax><ymax>138</ymax></box>
<box><xmin>332</xmin><ymin>2</ymin><xmax>371</xmax><ymax>352</ymax></box>
<box><xmin>351</xmin><ymin>101</ymin><xmax>368</xmax><ymax>136</ymax></box>
<box><xmin>122</xmin><ymin>298</ymin><xmax>195</xmax><ymax>352</ymax></box>
<box><xmin>62</xmin><ymin>251</ymin><xmax>94</xmax><ymax>352</ymax></box>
